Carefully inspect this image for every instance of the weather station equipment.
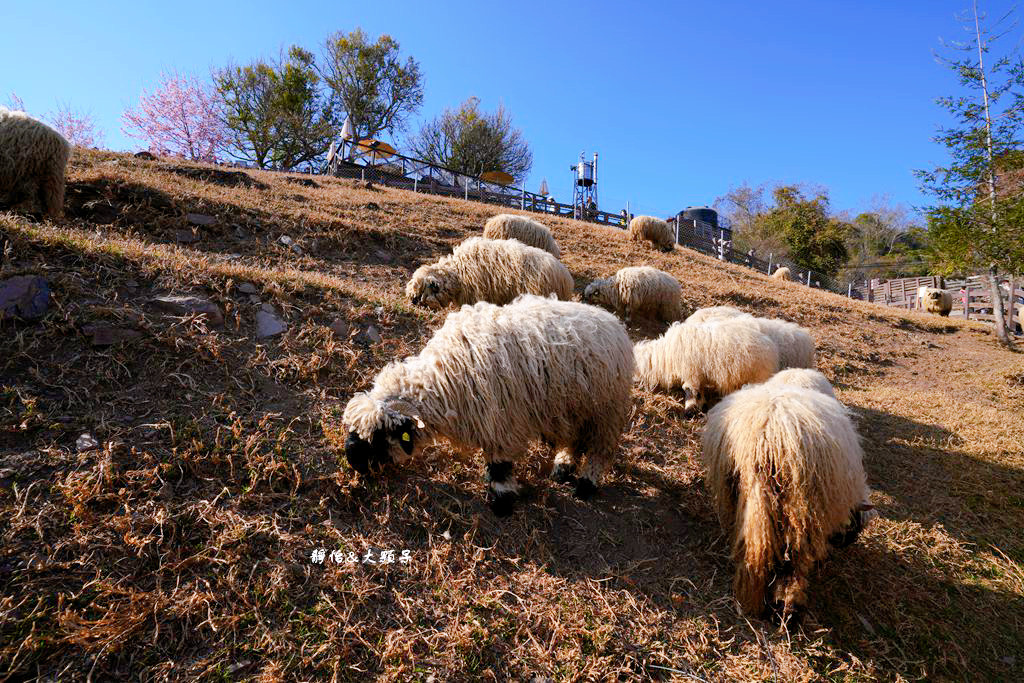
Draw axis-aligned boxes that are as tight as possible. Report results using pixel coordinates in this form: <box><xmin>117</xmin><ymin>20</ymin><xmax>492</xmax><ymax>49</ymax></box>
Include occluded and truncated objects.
<box><xmin>570</xmin><ymin>151</ymin><xmax>599</xmax><ymax>221</ymax></box>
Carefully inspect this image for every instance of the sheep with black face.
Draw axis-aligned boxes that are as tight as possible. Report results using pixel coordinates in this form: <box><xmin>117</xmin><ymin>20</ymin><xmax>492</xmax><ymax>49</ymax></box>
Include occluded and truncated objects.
<box><xmin>342</xmin><ymin>295</ymin><xmax>635</xmax><ymax>516</ymax></box>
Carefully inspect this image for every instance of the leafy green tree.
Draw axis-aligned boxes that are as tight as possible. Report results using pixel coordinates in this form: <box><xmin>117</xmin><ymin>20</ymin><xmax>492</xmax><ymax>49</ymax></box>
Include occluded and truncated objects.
<box><xmin>916</xmin><ymin>1</ymin><xmax>1024</xmax><ymax>345</ymax></box>
<box><xmin>319</xmin><ymin>29</ymin><xmax>423</xmax><ymax>142</ymax></box>
<box><xmin>758</xmin><ymin>185</ymin><xmax>850</xmax><ymax>277</ymax></box>
<box><xmin>407</xmin><ymin>97</ymin><xmax>533</xmax><ymax>181</ymax></box>
<box><xmin>215</xmin><ymin>47</ymin><xmax>336</xmax><ymax>171</ymax></box>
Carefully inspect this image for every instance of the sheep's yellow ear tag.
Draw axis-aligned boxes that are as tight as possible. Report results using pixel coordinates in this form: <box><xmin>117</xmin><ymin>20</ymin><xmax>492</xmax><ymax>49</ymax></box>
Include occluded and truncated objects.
<box><xmin>401</xmin><ymin>432</ymin><xmax>411</xmax><ymax>442</ymax></box>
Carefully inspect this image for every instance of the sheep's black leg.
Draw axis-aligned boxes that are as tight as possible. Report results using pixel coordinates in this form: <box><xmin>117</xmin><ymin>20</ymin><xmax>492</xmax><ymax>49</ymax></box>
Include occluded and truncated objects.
<box><xmin>550</xmin><ymin>448</ymin><xmax>577</xmax><ymax>484</ymax></box>
<box><xmin>485</xmin><ymin>461</ymin><xmax>518</xmax><ymax>517</ymax></box>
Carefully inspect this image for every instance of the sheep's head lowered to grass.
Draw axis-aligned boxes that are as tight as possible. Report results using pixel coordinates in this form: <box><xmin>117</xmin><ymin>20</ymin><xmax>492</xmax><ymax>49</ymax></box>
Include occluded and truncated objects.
<box><xmin>342</xmin><ymin>394</ymin><xmax>423</xmax><ymax>474</ymax></box>
<box><xmin>406</xmin><ymin>265</ymin><xmax>460</xmax><ymax>309</ymax></box>
<box><xmin>581</xmin><ymin>278</ymin><xmax>614</xmax><ymax>309</ymax></box>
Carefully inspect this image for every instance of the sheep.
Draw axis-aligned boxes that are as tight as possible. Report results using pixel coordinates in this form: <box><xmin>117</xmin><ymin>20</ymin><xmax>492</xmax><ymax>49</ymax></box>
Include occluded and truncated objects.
<box><xmin>483</xmin><ymin>213</ymin><xmax>561</xmax><ymax>258</ymax></box>
<box><xmin>762</xmin><ymin>368</ymin><xmax>835</xmax><ymax>398</ymax></box>
<box><xmin>342</xmin><ymin>295</ymin><xmax>635</xmax><ymax>516</ymax></box>
<box><xmin>629</xmin><ymin>215</ymin><xmax>674</xmax><ymax>252</ymax></box>
<box><xmin>743</xmin><ymin>317</ymin><xmax>816</xmax><ymax>369</ymax></box>
<box><xmin>685</xmin><ymin>308</ymin><xmax>816</xmax><ymax>369</ymax></box>
<box><xmin>406</xmin><ymin>237</ymin><xmax>573</xmax><ymax>309</ymax></box>
<box><xmin>684</xmin><ymin>305</ymin><xmax>746</xmax><ymax>325</ymax></box>
<box><xmin>633</xmin><ymin>318</ymin><xmax>779</xmax><ymax>413</ymax></box>
<box><xmin>0</xmin><ymin>107</ymin><xmax>71</xmax><ymax>219</ymax></box>
<box><xmin>582</xmin><ymin>266</ymin><xmax>683</xmax><ymax>323</ymax></box>
<box><xmin>701</xmin><ymin>383</ymin><xmax>874</xmax><ymax>618</ymax></box>
<box><xmin>771</xmin><ymin>266</ymin><xmax>792</xmax><ymax>281</ymax></box>
<box><xmin>918</xmin><ymin>287</ymin><xmax>952</xmax><ymax>316</ymax></box>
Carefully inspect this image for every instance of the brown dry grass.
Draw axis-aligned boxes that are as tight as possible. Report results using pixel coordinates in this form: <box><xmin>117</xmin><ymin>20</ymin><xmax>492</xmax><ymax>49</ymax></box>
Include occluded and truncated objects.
<box><xmin>1</xmin><ymin>149</ymin><xmax>1022</xmax><ymax>681</ymax></box>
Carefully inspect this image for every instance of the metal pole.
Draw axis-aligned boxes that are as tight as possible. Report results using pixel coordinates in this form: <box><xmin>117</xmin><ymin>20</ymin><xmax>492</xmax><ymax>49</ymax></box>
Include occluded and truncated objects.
<box><xmin>848</xmin><ymin>282</ymin><xmax>852</xmax><ymax>298</ymax></box>
<box><xmin>768</xmin><ymin>253</ymin><xmax>773</xmax><ymax>274</ymax></box>
<box><xmin>464</xmin><ymin>179</ymin><xmax>468</xmax><ymax>201</ymax></box>
<box><xmin>414</xmin><ymin>177</ymin><xmax>418</xmax><ymax>193</ymax></box>
<box><xmin>806</xmin><ymin>271</ymin><xmax>812</xmax><ymax>286</ymax></box>
<box><xmin>521</xmin><ymin>184</ymin><xmax>525</xmax><ymax>210</ymax></box>
<box><xmin>361</xmin><ymin>168</ymin><xmax>365</xmax><ymax>182</ymax></box>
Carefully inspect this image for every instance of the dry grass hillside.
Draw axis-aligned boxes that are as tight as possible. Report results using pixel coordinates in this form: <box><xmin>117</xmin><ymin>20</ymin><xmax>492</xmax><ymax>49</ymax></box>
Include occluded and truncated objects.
<box><xmin>2</xmin><ymin>149</ymin><xmax>1023</xmax><ymax>681</ymax></box>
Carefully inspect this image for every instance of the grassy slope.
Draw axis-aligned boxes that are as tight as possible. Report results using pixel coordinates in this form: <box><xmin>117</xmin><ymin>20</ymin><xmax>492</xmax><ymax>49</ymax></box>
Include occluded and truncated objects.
<box><xmin>1</xmin><ymin>149</ymin><xmax>1022</xmax><ymax>681</ymax></box>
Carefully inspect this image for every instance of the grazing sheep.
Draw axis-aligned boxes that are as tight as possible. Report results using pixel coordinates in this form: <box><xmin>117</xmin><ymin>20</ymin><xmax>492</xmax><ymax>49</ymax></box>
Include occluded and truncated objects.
<box><xmin>629</xmin><ymin>215</ymin><xmax>674</xmax><ymax>251</ymax></box>
<box><xmin>0</xmin><ymin>107</ymin><xmax>71</xmax><ymax>219</ymax></box>
<box><xmin>685</xmin><ymin>309</ymin><xmax>816</xmax><ymax>369</ymax></box>
<box><xmin>763</xmin><ymin>368</ymin><xmax>835</xmax><ymax>398</ymax></box>
<box><xmin>771</xmin><ymin>266</ymin><xmax>791</xmax><ymax>281</ymax></box>
<box><xmin>343</xmin><ymin>295</ymin><xmax>635</xmax><ymax>515</ymax></box>
<box><xmin>701</xmin><ymin>383</ymin><xmax>874</xmax><ymax>618</ymax></box>
<box><xmin>406</xmin><ymin>237</ymin><xmax>573</xmax><ymax>309</ymax></box>
<box><xmin>685</xmin><ymin>305</ymin><xmax>746</xmax><ymax>325</ymax></box>
<box><xmin>483</xmin><ymin>213</ymin><xmax>561</xmax><ymax>258</ymax></box>
<box><xmin>919</xmin><ymin>287</ymin><xmax>952</xmax><ymax>316</ymax></box>
<box><xmin>583</xmin><ymin>266</ymin><xmax>683</xmax><ymax>322</ymax></box>
<box><xmin>633</xmin><ymin>318</ymin><xmax>779</xmax><ymax>413</ymax></box>
<box><xmin>742</xmin><ymin>317</ymin><xmax>816</xmax><ymax>369</ymax></box>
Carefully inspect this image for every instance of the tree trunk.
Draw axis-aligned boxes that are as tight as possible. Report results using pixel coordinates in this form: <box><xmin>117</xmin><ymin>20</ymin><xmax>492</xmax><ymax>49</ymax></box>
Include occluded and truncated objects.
<box><xmin>988</xmin><ymin>266</ymin><xmax>1011</xmax><ymax>347</ymax></box>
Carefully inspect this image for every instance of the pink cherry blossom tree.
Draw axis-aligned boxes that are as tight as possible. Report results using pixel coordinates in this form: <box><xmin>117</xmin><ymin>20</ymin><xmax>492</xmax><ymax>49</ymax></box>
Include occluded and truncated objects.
<box><xmin>121</xmin><ymin>71</ymin><xmax>226</xmax><ymax>162</ymax></box>
<box><xmin>46</xmin><ymin>101</ymin><xmax>105</xmax><ymax>148</ymax></box>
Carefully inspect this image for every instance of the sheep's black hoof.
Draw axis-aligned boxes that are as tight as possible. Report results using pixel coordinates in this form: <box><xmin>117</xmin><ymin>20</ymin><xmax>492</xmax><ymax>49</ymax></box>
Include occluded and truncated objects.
<box><xmin>489</xmin><ymin>490</ymin><xmax>518</xmax><ymax>517</ymax></box>
<box><xmin>573</xmin><ymin>477</ymin><xmax>598</xmax><ymax>500</ymax></box>
<box><xmin>550</xmin><ymin>462</ymin><xmax>577</xmax><ymax>484</ymax></box>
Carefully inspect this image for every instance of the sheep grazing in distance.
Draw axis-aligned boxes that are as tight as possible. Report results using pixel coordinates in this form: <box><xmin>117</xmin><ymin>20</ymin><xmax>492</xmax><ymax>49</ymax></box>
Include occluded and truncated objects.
<box><xmin>701</xmin><ymin>383</ymin><xmax>874</xmax><ymax>618</ymax></box>
<box><xmin>342</xmin><ymin>295</ymin><xmax>635</xmax><ymax>516</ymax></box>
<box><xmin>686</xmin><ymin>308</ymin><xmax>816</xmax><ymax>369</ymax></box>
<box><xmin>685</xmin><ymin>305</ymin><xmax>746</xmax><ymax>325</ymax></box>
<box><xmin>629</xmin><ymin>215</ymin><xmax>675</xmax><ymax>252</ymax></box>
<box><xmin>918</xmin><ymin>287</ymin><xmax>953</xmax><ymax>317</ymax></box>
<box><xmin>762</xmin><ymin>368</ymin><xmax>835</xmax><ymax>398</ymax></box>
<box><xmin>0</xmin><ymin>107</ymin><xmax>71</xmax><ymax>219</ymax></box>
<box><xmin>483</xmin><ymin>213</ymin><xmax>561</xmax><ymax>258</ymax></box>
<box><xmin>771</xmin><ymin>266</ymin><xmax>792</xmax><ymax>281</ymax></box>
<box><xmin>583</xmin><ymin>266</ymin><xmax>683</xmax><ymax>323</ymax></box>
<box><xmin>633</xmin><ymin>318</ymin><xmax>779</xmax><ymax>413</ymax></box>
<box><xmin>406</xmin><ymin>237</ymin><xmax>573</xmax><ymax>309</ymax></box>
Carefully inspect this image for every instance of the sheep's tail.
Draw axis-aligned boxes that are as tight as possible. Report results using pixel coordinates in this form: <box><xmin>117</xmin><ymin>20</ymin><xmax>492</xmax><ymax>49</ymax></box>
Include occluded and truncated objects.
<box><xmin>733</xmin><ymin>477</ymin><xmax>779</xmax><ymax>616</ymax></box>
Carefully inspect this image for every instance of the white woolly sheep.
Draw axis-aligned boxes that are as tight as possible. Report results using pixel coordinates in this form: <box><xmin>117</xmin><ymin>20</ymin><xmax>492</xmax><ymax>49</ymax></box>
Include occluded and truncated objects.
<box><xmin>701</xmin><ymin>383</ymin><xmax>874</xmax><ymax>618</ymax></box>
<box><xmin>918</xmin><ymin>287</ymin><xmax>952</xmax><ymax>316</ymax></box>
<box><xmin>582</xmin><ymin>266</ymin><xmax>683</xmax><ymax>322</ymax></box>
<box><xmin>762</xmin><ymin>368</ymin><xmax>835</xmax><ymax>398</ymax></box>
<box><xmin>771</xmin><ymin>266</ymin><xmax>791</xmax><ymax>281</ymax></box>
<box><xmin>406</xmin><ymin>237</ymin><xmax>574</xmax><ymax>309</ymax></box>
<box><xmin>342</xmin><ymin>295</ymin><xmax>635</xmax><ymax>515</ymax></box>
<box><xmin>483</xmin><ymin>213</ymin><xmax>561</xmax><ymax>258</ymax></box>
<box><xmin>0</xmin><ymin>107</ymin><xmax>71</xmax><ymax>219</ymax></box>
<box><xmin>629</xmin><ymin>215</ymin><xmax>674</xmax><ymax>252</ymax></box>
<box><xmin>685</xmin><ymin>309</ymin><xmax>816</xmax><ymax>369</ymax></box>
<box><xmin>633</xmin><ymin>318</ymin><xmax>780</xmax><ymax>413</ymax></box>
<box><xmin>684</xmin><ymin>305</ymin><xmax>746</xmax><ymax>325</ymax></box>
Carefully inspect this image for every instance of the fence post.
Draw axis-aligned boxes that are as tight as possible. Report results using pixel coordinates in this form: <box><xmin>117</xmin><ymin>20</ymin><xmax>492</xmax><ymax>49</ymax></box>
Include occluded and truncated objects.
<box><xmin>768</xmin><ymin>253</ymin><xmax>773</xmax><ymax>274</ymax></box>
<box><xmin>848</xmin><ymin>283</ymin><xmax>852</xmax><ymax>298</ymax></box>
<box><xmin>806</xmin><ymin>271</ymin><xmax>811</xmax><ymax>286</ymax></box>
<box><xmin>521</xmin><ymin>184</ymin><xmax>525</xmax><ymax>210</ymax></box>
<box><xmin>360</xmin><ymin>168</ymin><xmax>365</xmax><ymax>182</ymax></box>
<box><xmin>464</xmin><ymin>179</ymin><xmax>468</xmax><ymax>201</ymax></box>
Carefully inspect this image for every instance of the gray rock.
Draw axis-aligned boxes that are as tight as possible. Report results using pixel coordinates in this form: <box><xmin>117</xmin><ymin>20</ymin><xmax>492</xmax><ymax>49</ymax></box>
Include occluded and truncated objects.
<box><xmin>0</xmin><ymin>276</ymin><xmax>50</xmax><ymax>320</ymax></box>
<box><xmin>186</xmin><ymin>213</ymin><xmax>217</xmax><ymax>227</ymax></box>
<box><xmin>76</xmin><ymin>433</ymin><xmax>99</xmax><ymax>452</ymax></box>
<box><xmin>329</xmin><ymin>319</ymin><xmax>350</xmax><ymax>339</ymax></box>
<box><xmin>83</xmin><ymin>324</ymin><xmax>142</xmax><ymax>346</ymax></box>
<box><xmin>256</xmin><ymin>307</ymin><xmax>287</xmax><ymax>338</ymax></box>
<box><xmin>278</xmin><ymin>235</ymin><xmax>303</xmax><ymax>255</ymax></box>
<box><xmin>361</xmin><ymin>325</ymin><xmax>382</xmax><ymax>344</ymax></box>
<box><xmin>175</xmin><ymin>229</ymin><xmax>199</xmax><ymax>244</ymax></box>
<box><xmin>150</xmin><ymin>295</ymin><xmax>224</xmax><ymax>325</ymax></box>
<box><xmin>237</xmin><ymin>283</ymin><xmax>258</xmax><ymax>295</ymax></box>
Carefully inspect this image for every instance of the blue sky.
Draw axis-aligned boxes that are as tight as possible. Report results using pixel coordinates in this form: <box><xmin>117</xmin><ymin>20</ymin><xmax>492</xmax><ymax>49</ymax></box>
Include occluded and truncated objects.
<box><xmin>3</xmin><ymin>1</ymin><xmax>1017</xmax><ymax>219</ymax></box>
